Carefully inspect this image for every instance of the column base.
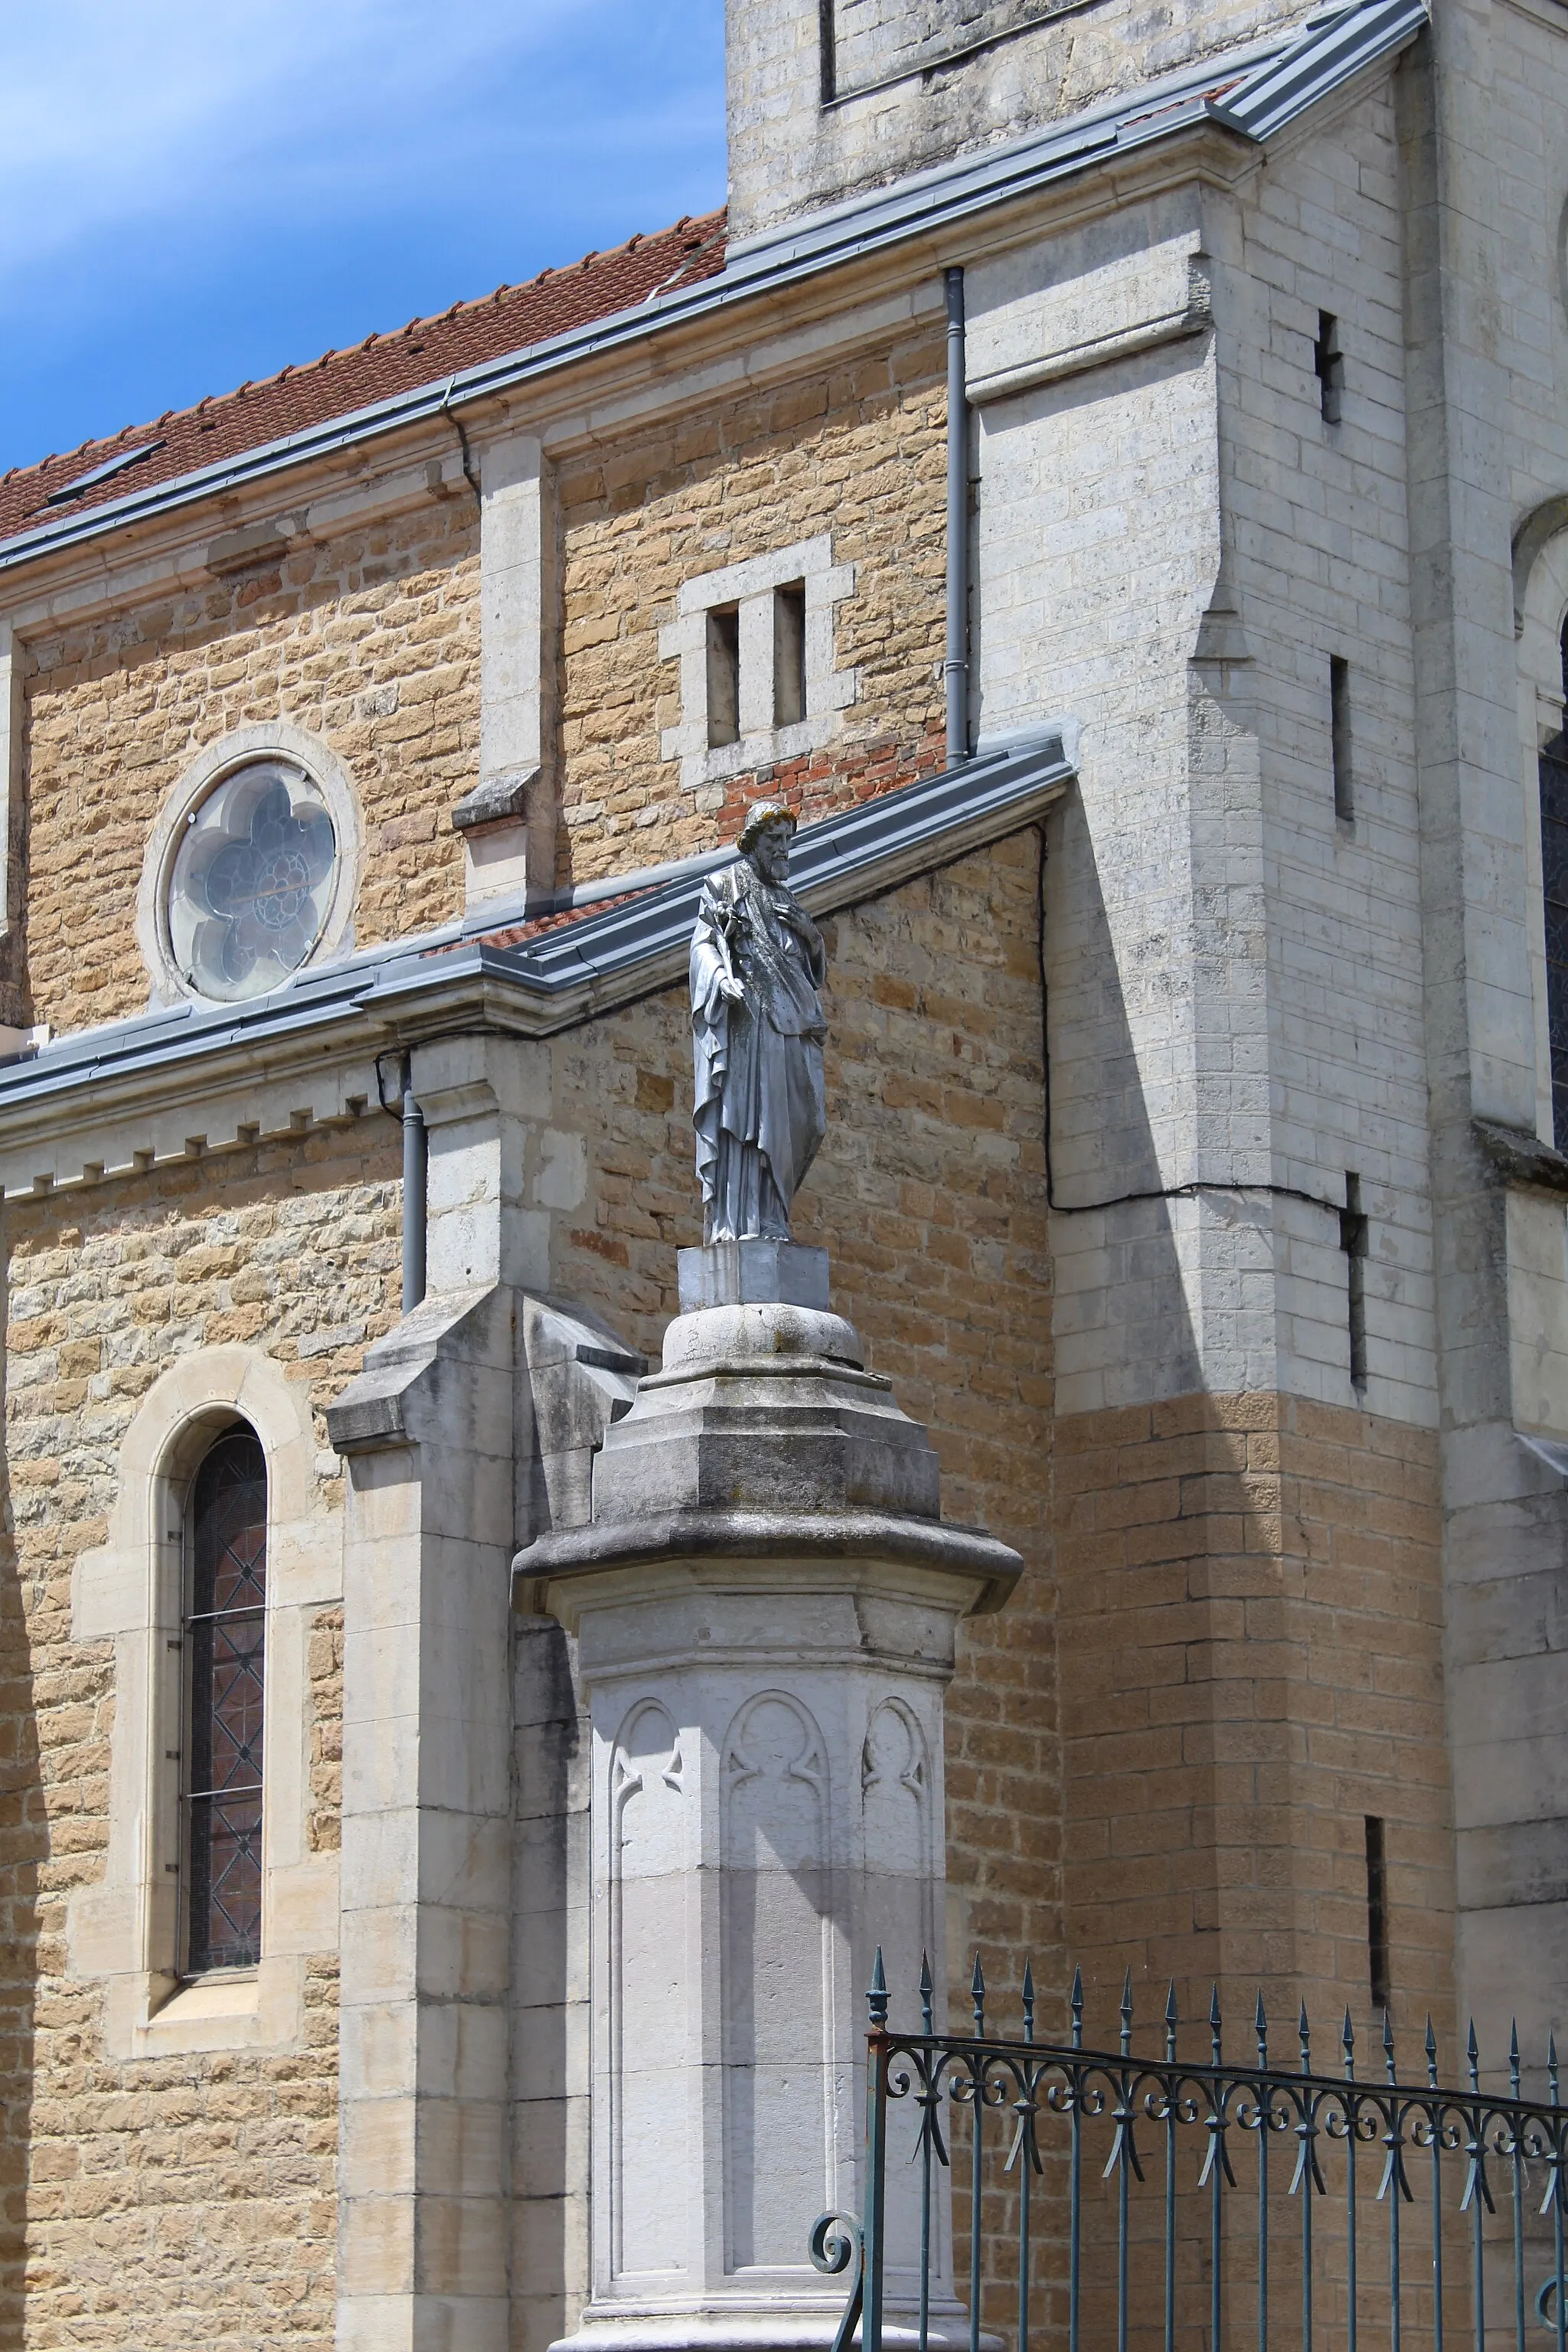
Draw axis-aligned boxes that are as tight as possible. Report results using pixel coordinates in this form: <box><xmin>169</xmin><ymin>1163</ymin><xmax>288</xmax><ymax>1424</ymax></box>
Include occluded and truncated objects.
<box><xmin>553</xmin><ymin>2295</ymin><xmax>978</xmax><ymax>2352</ymax></box>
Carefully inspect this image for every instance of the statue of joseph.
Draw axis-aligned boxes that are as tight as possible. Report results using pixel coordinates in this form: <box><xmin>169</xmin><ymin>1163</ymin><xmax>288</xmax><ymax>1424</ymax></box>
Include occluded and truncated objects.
<box><xmin>689</xmin><ymin>800</ymin><xmax>828</xmax><ymax>1245</ymax></box>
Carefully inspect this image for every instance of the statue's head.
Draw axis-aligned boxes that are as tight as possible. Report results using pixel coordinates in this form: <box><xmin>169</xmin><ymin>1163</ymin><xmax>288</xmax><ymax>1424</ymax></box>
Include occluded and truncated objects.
<box><xmin>738</xmin><ymin>799</ymin><xmax>795</xmax><ymax>881</ymax></box>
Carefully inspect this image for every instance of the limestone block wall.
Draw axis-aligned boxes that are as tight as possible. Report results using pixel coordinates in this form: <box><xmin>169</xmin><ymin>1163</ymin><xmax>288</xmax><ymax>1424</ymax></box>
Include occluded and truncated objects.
<box><xmin>556</xmin><ymin>328</ymin><xmax>947</xmax><ymax>885</ymax></box>
<box><xmin>969</xmin><ymin>184</ymin><xmax>1276</xmax><ymax>1413</ymax></box>
<box><xmin>962</xmin><ymin>132</ymin><xmax>1459</xmax><ymax>2052</ymax></box>
<box><xmin>1485</xmin><ymin>0</ymin><xmax>1568</xmax><ymax>2060</ymax></box>
<box><xmin>0</xmin><ymin>1117</ymin><xmax>400</xmax><ymax>2349</ymax></box>
<box><xmin>725</xmin><ymin>0</ymin><xmax>1323</xmax><ymax>240</ymax></box>
<box><xmin>1219</xmin><ymin>79</ymin><xmax>1434</xmax><ymax>1418</ymax></box>
<box><xmin>1057</xmin><ymin>1393</ymin><xmax>1450</xmax><ymax>2035</ymax></box>
<box><xmin>1494</xmin><ymin>0</ymin><xmax>1568</xmax><ymax>547</ymax></box>
<box><xmin>21</xmin><ymin>496</ymin><xmax>479</xmax><ymax>1037</ymax></box>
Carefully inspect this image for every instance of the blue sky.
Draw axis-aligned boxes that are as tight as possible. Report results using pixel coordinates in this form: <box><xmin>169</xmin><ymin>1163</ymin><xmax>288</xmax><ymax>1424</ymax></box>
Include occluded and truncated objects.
<box><xmin>0</xmin><ymin>0</ymin><xmax>728</xmax><ymax>478</ymax></box>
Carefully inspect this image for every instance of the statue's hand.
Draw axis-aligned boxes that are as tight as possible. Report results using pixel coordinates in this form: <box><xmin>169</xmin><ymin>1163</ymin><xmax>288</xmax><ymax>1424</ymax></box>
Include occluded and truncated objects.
<box><xmin>719</xmin><ymin>973</ymin><xmax>746</xmax><ymax>1004</ymax></box>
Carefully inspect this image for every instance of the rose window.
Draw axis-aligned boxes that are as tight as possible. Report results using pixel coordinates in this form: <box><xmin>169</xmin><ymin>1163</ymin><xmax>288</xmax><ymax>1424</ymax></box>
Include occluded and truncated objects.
<box><xmin>167</xmin><ymin>760</ymin><xmax>338</xmax><ymax>1001</ymax></box>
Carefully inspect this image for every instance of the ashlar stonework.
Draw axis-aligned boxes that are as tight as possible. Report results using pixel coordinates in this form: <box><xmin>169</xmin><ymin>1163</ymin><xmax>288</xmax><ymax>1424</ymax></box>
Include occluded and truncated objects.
<box><xmin>0</xmin><ymin>0</ymin><xmax>1558</xmax><ymax>2338</ymax></box>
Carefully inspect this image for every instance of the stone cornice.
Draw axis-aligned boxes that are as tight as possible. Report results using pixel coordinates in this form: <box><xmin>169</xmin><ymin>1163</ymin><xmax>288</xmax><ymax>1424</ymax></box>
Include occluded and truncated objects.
<box><xmin>0</xmin><ymin>732</ymin><xmax>1073</xmax><ymax>1202</ymax></box>
<box><xmin>512</xmin><ymin>1511</ymin><xmax>1023</xmax><ymax>1619</ymax></box>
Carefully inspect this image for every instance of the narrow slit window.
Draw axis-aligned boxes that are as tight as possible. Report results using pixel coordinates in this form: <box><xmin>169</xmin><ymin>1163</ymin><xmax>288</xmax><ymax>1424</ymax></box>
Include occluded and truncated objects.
<box><xmin>1365</xmin><ymin>1814</ymin><xmax>1390</xmax><ymax>2012</ymax></box>
<box><xmin>706</xmin><ymin>606</ymin><xmax>740</xmax><ymax>748</ymax></box>
<box><xmin>1315</xmin><ymin>309</ymin><xmax>1344</xmax><ymax>423</ymax></box>
<box><xmin>1539</xmin><ymin>616</ymin><xmax>1568</xmax><ymax>1151</ymax></box>
<box><xmin>773</xmin><ymin>582</ymin><xmax>807</xmax><ymax>727</ymax></box>
<box><xmin>185</xmin><ymin>1427</ymin><xmax>266</xmax><ymax>1973</ymax></box>
<box><xmin>1341</xmin><ymin>1171</ymin><xmax>1368</xmax><ymax>1393</ymax></box>
<box><xmin>1330</xmin><ymin>655</ymin><xmax>1354</xmax><ymax>822</ymax></box>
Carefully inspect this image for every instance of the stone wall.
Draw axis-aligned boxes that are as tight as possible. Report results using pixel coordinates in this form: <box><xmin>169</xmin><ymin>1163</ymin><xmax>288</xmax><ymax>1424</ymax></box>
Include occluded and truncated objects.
<box><xmin>1058</xmin><ymin>1391</ymin><xmax>1452</xmax><ymax>2040</ymax></box>
<box><xmin>21</xmin><ymin>498</ymin><xmax>479</xmax><ymax>1038</ymax></box>
<box><xmin>0</xmin><ymin>1116</ymin><xmax>400</xmax><ymax>2349</ymax></box>
<box><xmin>556</xmin><ymin>329</ymin><xmax>948</xmax><ymax>885</ymax></box>
<box><xmin>725</xmin><ymin>0</ymin><xmax>1321</xmax><ymax>240</ymax></box>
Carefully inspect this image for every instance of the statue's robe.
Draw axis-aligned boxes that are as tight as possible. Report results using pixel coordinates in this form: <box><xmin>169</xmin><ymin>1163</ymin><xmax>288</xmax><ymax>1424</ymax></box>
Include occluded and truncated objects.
<box><xmin>690</xmin><ymin>861</ymin><xmax>827</xmax><ymax>1243</ymax></box>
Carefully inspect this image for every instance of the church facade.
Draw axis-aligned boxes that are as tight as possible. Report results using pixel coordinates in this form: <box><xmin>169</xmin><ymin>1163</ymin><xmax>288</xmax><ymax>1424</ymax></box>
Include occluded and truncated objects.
<box><xmin>0</xmin><ymin>0</ymin><xmax>1563</xmax><ymax>2341</ymax></box>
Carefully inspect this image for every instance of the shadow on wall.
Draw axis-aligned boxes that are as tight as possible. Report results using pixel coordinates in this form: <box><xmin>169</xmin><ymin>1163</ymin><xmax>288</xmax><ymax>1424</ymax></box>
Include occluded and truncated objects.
<box><xmin>511</xmin><ymin>1612</ymin><xmax>589</xmax><ymax>2352</ymax></box>
<box><xmin>0</xmin><ymin>1311</ymin><xmax>42</xmax><ymax>2339</ymax></box>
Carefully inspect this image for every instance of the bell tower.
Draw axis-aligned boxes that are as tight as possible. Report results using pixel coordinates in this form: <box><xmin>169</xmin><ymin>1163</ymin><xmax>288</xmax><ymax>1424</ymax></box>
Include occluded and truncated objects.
<box><xmin>724</xmin><ymin>0</ymin><xmax>1324</xmax><ymax>242</ymax></box>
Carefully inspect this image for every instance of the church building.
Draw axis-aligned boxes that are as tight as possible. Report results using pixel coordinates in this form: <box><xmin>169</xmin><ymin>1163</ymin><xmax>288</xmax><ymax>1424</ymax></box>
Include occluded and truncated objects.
<box><xmin>0</xmin><ymin>0</ymin><xmax>1562</xmax><ymax>2341</ymax></box>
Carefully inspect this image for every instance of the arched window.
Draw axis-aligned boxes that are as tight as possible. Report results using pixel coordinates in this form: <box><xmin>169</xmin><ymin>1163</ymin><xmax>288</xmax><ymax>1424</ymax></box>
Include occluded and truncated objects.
<box><xmin>1540</xmin><ymin>616</ymin><xmax>1568</xmax><ymax>1152</ymax></box>
<box><xmin>184</xmin><ymin>1426</ymin><xmax>266</xmax><ymax>1973</ymax></box>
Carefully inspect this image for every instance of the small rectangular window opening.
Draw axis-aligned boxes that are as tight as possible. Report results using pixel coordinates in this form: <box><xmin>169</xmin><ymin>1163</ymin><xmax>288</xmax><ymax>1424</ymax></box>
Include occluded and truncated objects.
<box><xmin>706</xmin><ymin>606</ymin><xmax>740</xmax><ymax>749</ymax></box>
<box><xmin>1330</xmin><ymin>655</ymin><xmax>1354</xmax><ymax>822</ymax></box>
<box><xmin>1315</xmin><ymin>309</ymin><xmax>1344</xmax><ymax>424</ymax></box>
<box><xmin>1365</xmin><ymin>1814</ymin><xmax>1390</xmax><ymax>2013</ymax></box>
<box><xmin>1341</xmin><ymin>1171</ymin><xmax>1368</xmax><ymax>1393</ymax></box>
<box><xmin>773</xmin><ymin>582</ymin><xmax>807</xmax><ymax>729</ymax></box>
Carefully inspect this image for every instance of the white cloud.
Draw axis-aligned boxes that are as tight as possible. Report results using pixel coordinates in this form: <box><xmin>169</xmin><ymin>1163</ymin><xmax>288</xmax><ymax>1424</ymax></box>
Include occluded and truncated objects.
<box><xmin>0</xmin><ymin>0</ymin><xmax>695</xmax><ymax>280</ymax></box>
<box><xmin>0</xmin><ymin>0</ymin><xmax>725</xmax><ymax>467</ymax></box>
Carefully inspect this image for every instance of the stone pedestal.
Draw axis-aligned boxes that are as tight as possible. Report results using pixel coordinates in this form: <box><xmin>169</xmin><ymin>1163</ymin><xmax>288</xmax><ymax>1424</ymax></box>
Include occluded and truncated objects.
<box><xmin>677</xmin><ymin>1239</ymin><xmax>829</xmax><ymax>1313</ymax></box>
<box><xmin>514</xmin><ymin>1298</ymin><xmax>1019</xmax><ymax>2352</ymax></box>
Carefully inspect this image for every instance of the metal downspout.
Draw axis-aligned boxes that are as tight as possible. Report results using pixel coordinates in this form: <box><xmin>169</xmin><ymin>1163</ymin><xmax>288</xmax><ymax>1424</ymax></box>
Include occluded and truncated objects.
<box><xmin>402</xmin><ymin>1076</ymin><xmax>427</xmax><ymax>1313</ymax></box>
<box><xmin>944</xmin><ymin>265</ymin><xmax>971</xmax><ymax>763</ymax></box>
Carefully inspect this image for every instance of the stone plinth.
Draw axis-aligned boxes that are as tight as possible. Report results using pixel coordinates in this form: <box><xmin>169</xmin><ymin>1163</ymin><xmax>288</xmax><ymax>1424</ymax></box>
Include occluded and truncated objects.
<box><xmin>514</xmin><ymin>1299</ymin><xmax>1019</xmax><ymax>2352</ymax></box>
<box><xmin>677</xmin><ymin>1240</ymin><xmax>830</xmax><ymax>1314</ymax></box>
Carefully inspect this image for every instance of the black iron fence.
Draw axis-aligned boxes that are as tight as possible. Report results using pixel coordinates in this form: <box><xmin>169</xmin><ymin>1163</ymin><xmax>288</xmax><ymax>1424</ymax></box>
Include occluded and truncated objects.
<box><xmin>812</xmin><ymin>1955</ymin><xmax>1568</xmax><ymax>2352</ymax></box>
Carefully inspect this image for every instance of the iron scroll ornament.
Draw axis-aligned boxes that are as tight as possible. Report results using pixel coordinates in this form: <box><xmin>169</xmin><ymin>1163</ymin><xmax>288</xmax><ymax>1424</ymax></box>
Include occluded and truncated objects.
<box><xmin>819</xmin><ymin>1951</ymin><xmax>1568</xmax><ymax>2352</ymax></box>
<box><xmin>808</xmin><ymin>2210</ymin><xmax>864</xmax><ymax>2352</ymax></box>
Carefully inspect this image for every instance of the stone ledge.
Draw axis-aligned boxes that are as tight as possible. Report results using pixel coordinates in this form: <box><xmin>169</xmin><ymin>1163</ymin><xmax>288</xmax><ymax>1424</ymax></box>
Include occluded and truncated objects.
<box><xmin>1474</xmin><ymin>1116</ymin><xmax>1568</xmax><ymax>1196</ymax></box>
<box><xmin>512</xmin><ymin>1506</ymin><xmax>1021</xmax><ymax>1615</ymax></box>
<box><xmin>325</xmin><ymin>1281</ymin><xmax>501</xmax><ymax>1454</ymax></box>
<box><xmin>451</xmin><ymin>766</ymin><xmax>541</xmax><ymax>832</ymax></box>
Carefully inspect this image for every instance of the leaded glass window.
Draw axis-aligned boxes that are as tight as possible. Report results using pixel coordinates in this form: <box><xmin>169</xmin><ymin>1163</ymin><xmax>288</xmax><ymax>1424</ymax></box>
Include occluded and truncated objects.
<box><xmin>185</xmin><ymin>1429</ymin><xmax>266</xmax><ymax>1973</ymax></box>
<box><xmin>1542</xmin><ymin>622</ymin><xmax>1568</xmax><ymax>1153</ymax></box>
<box><xmin>167</xmin><ymin>760</ymin><xmax>338</xmax><ymax>1002</ymax></box>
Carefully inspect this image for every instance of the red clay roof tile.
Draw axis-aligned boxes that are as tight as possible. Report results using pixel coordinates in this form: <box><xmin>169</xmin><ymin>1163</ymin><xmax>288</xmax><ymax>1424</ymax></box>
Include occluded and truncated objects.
<box><xmin>0</xmin><ymin>207</ymin><xmax>727</xmax><ymax>554</ymax></box>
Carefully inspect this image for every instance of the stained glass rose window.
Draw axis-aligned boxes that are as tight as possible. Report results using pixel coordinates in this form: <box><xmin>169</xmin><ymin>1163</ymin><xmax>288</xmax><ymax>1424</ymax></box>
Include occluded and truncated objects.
<box><xmin>167</xmin><ymin>760</ymin><xmax>338</xmax><ymax>1001</ymax></box>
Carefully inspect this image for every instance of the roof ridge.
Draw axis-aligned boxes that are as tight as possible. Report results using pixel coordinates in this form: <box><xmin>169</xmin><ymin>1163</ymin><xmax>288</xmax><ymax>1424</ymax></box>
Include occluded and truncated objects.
<box><xmin>0</xmin><ymin>206</ymin><xmax>727</xmax><ymax>507</ymax></box>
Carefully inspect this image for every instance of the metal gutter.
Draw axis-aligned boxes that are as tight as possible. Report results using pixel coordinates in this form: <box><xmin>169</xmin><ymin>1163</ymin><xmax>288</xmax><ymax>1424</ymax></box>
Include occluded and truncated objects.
<box><xmin>0</xmin><ymin>0</ymin><xmax>1426</xmax><ymax>583</ymax></box>
<box><xmin>1211</xmin><ymin>0</ymin><xmax>1427</xmax><ymax>141</ymax></box>
<box><xmin>0</xmin><ymin>733</ymin><xmax>1076</xmax><ymax>1160</ymax></box>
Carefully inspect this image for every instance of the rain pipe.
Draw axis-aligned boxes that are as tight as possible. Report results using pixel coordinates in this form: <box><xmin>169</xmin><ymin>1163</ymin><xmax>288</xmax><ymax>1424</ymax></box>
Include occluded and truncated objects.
<box><xmin>944</xmin><ymin>266</ymin><xmax>971</xmax><ymax>763</ymax></box>
<box><xmin>402</xmin><ymin>1070</ymin><xmax>427</xmax><ymax>1313</ymax></box>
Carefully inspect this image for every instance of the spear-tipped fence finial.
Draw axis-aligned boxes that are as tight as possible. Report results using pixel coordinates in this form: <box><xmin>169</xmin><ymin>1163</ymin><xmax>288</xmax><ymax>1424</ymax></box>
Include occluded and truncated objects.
<box><xmin>1383</xmin><ymin>2006</ymin><xmax>1397</xmax><ymax>2084</ymax></box>
<box><xmin>1549</xmin><ymin>2030</ymin><xmax>1560</xmax><ymax>2107</ymax></box>
<box><xmin>1022</xmin><ymin>1958</ymin><xmax>1036</xmax><ymax>2047</ymax></box>
<box><xmin>1468</xmin><ymin>2018</ymin><xmax>1479</xmax><ymax>2096</ymax></box>
<box><xmin>1512</xmin><ymin>2019</ymin><xmax>1522</xmax><ymax>2102</ymax></box>
<box><xmin>1070</xmin><ymin>1965</ymin><xmax>1083</xmax><ymax>2053</ymax></box>
<box><xmin>869</xmin><ymin>1946</ymin><xmax>889</xmax><ymax>2029</ymax></box>
<box><xmin>1342</xmin><ymin>2006</ymin><xmax>1355</xmax><ymax>2082</ymax></box>
<box><xmin>1299</xmin><ymin>1999</ymin><xmax>1312</xmax><ymax>2076</ymax></box>
<box><xmin>1120</xmin><ymin>1970</ymin><xmax>1133</xmax><ymax>2060</ymax></box>
<box><xmin>970</xmin><ymin>1953</ymin><xmax>985</xmax><ymax>2039</ymax></box>
<box><xmin>1210</xmin><ymin>1983</ymin><xmax>1223</xmax><ymax>2067</ymax></box>
<box><xmin>1166</xmin><ymin>1982</ymin><xmax>1180</xmax><ymax>2065</ymax></box>
<box><xmin>1256</xmin><ymin>1990</ymin><xmax>1269</xmax><ymax>2070</ymax></box>
<box><xmin>919</xmin><ymin>1951</ymin><xmax>933</xmax><ymax>2038</ymax></box>
<box><xmin>1426</xmin><ymin>2014</ymin><xmax>1439</xmax><ymax>2090</ymax></box>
